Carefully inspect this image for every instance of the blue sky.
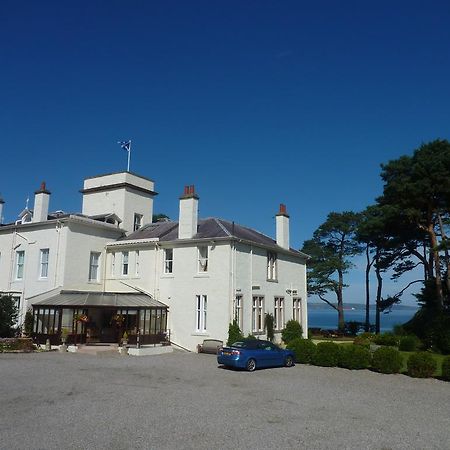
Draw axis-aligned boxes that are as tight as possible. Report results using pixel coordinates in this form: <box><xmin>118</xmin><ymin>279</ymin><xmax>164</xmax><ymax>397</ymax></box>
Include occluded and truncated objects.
<box><xmin>1</xmin><ymin>1</ymin><xmax>450</xmax><ymax>304</ymax></box>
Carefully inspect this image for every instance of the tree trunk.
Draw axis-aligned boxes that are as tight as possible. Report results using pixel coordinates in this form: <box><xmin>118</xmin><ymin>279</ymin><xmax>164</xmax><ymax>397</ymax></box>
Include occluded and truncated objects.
<box><xmin>428</xmin><ymin>223</ymin><xmax>444</xmax><ymax>308</ymax></box>
<box><xmin>337</xmin><ymin>269</ymin><xmax>345</xmax><ymax>331</ymax></box>
<box><xmin>365</xmin><ymin>245</ymin><xmax>371</xmax><ymax>332</ymax></box>
<box><xmin>375</xmin><ymin>252</ymin><xmax>383</xmax><ymax>334</ymax></box>
<box><xmin>437</xmin><ymin>213</ymin><xmax>450</xmax><ymax>294</ymax></box>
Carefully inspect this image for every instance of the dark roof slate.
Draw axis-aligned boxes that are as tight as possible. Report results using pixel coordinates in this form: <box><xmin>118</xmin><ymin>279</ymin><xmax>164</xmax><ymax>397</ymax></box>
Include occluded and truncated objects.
<box><xmin>124</xmin><ymin>217</ymin><xmax>303</xmax><ymax>255</ymax></box>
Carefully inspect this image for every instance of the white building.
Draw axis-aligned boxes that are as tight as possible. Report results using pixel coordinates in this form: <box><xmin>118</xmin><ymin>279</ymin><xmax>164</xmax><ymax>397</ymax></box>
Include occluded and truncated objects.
<box><xmin>0</xmin><ymin>172</ymin><xmax>308</xmax><ymax>351</ymax></box>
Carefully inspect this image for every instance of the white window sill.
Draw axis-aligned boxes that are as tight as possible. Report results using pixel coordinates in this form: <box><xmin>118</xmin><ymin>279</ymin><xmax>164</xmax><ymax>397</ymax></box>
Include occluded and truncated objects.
<box><xmin>87</xmin><ymin>281</ymin><xmax>101</xmax><ymax>284</ymax></box>
<box><xmin>194</xmin><ymin>274</ymin><xmax>210</xmax><ymax>278</ymax></box>
<box><xmin>37</xmin><ymin>278</ymin><xmax>49</xmax><ymax>282</ymax></box>
<box><xmin>161</xmin><ymin>274</ymin><xmax>174</xmax><ymax>279</ymax></box>
<box><xmin>191</xmin><ymin>332</ymin><xmax>209</xmax><ymax>336</ymax></box>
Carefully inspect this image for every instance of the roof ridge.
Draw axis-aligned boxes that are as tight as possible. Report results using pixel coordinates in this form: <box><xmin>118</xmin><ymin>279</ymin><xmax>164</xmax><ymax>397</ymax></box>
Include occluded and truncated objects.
<box><xmin>214</xmin><ymin>218</ymin><xmax>232</xmax><ymax>237</ymax></box>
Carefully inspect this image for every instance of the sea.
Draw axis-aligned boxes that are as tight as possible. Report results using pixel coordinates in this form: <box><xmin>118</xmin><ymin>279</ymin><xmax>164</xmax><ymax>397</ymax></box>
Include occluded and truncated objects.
<box><xmin>307</xmin><ymin>305</ymin><xmax>418</xmax><ymax>333</ymax></box>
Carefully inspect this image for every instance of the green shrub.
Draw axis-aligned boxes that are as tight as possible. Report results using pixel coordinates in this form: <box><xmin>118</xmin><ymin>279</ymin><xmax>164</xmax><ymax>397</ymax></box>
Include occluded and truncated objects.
<box><xmin>264</xmin><ymin>313</ymin><xmax>274</xmax><ymax>342</ymax></box>
<box><xmin>287</xmin><ymin>338</ymin><xmax>316</xmax><ymax>364</ymax></box>
<box><xmin>393</xmin><ymin>324</ymin><xmax>407</xmax><ymax>336</ymax></box>
<box><xmin>353</xmin><ymin>332</ymin><xmax>375</xmax><ymax>348</ymax></box>
<box><xmin>23</xmin><ymin>309</ymin><xmax>34</xmax><ymax>336</ymax></box>
<box><xmin>281</xmin><ymin>320</ymin><xmax>303</xmax><ymax>345</ymax></box>
<box><xmin>372</xmin><ymin>347</ymin><xmax>403</xmax><ymax>374</ymax></box>
<box><xmin>399</xmin><ymin>335</ymin><xmax>420</xmax><ymax>352</ymax></box>
<box><xmin>338</xmin><ymin>344</ymin><xmax>372</xmax><ymax>370</ymax></box>
<box><xmin>311</xmin><ymin>342</ymin><xmax>340</xmax><ymax>367</ymax></box>
<box><xmin>227</xmin><ymin>321</ymin><xmax>243</xmax><ymax>346</ymax></box>
<box><xmin>442</xmin><ymin>356</ymin><xmax>450</xmax><ymax>381</ymax></box>
<box><xmin>435</xmin><ymin>328</ymin><xmax>450</xmax><ymax>355</ymax></box>
<box><xmin>407</xmin><ymin>352</ymin><xmax>437</xmax><ymax>378</ymax></box>
<box><xmin>373</xmin><ymin>332</ymin><xmax>399</xmax><ymax>347</ymax></box>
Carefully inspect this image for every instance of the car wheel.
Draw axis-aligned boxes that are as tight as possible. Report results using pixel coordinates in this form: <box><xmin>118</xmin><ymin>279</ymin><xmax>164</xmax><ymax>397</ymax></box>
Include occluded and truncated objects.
<box><xmin>246</xmin><ymin>358</ymin><xmax>256</xmax><ymax>372</ymax></box>
<box><xmin>285</xmin><ymin>355</ymin><xmax>294</xmax><ymax>367</ymax></box>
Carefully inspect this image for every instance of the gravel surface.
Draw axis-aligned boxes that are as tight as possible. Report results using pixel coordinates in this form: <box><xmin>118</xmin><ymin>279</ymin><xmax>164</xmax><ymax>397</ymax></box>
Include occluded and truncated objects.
<box><xmin>0</xmin><ymin>351</ymin><xmax>449</xmax><ymax>450</ymax></box>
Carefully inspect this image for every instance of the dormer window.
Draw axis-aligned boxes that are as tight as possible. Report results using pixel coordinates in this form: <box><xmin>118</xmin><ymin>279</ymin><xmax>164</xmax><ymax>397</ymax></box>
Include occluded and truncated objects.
<box><xmin>134</xmin><ymin>213</ymin><xmax>143</xmax><ymax>231</ymax></box>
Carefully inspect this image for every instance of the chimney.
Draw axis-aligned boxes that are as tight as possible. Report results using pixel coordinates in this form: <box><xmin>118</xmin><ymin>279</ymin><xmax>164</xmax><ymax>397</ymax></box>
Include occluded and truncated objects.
<box><xmin>276</xmin><ymin>203</ymin><xmax>290</xmax><ymax>250</ymax></box>
<box><xmin>178</xmin><ymin>185</ymin><xmax>199</xmax><ymax>239</ymax></box>
<box><xmin>33</xmin><ymin>182</ymin><xmax>51</xmax><ymax>222</ymax></box>
<box><xmin>0</xmin><ymin>194</ymin><xmax>4</xmax><ymax>224</ymax></box>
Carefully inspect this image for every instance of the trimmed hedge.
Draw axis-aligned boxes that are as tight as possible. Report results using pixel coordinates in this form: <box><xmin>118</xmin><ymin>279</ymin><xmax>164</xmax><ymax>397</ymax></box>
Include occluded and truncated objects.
<box><xmin>372</xmin><ymin>347</ymin><xmax>403</xmax><ymax>374</ymax></box>
<box><xmin>287</xmin><ymin>338</ymin><xmax>316</xmax><ymax>364</ymax></box>
<box><xmin>373</xmin><ymin>333</ymin><xmax>399</xmax><ymax>347</ymax></box>
<box><xmin>399</xmin><ymin>335</ymin><xmax>420</xmax><ymax>352</ymax></box>
<box><xmin>407</xmin><ymin>352</ymin><xmax>437</xmax><ymax>378</ymax></box>
<box><xmin>311</xmin><ymin>342</ymin><xmax>340</xmax><ymax>367</ymax></box>
<box><xmin>442</xmin><ymin>356</ymin><xmax>450</xmax><ymax>381</ymax></box>
<box><xmin>0</xmin><ymin>338</ymin><xmax>35</xmax><ymax>352</ymax></box>
<box><xmin>338</xmin><ymin>344</ymin><xmax>372</xmax><ymax>370</ymax></box>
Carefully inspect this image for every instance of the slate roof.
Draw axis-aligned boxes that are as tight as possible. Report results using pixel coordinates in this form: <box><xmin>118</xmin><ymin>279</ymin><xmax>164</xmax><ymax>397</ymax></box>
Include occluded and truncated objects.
<box><xmin>124</xmin><ymin>218</ymin><xmax>305</xmax><ymax>256</ymax></box>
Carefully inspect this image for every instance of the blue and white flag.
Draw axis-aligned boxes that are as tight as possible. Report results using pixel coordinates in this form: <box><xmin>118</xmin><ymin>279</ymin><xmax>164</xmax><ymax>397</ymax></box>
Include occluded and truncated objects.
<box><xmin>118</xmin><ymin>140</ymin><xmax>131</xmax><ymax>152</ymax></box>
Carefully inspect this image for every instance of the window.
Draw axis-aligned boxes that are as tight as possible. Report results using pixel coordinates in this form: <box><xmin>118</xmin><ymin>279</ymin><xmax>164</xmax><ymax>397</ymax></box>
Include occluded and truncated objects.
<box><xmin>234</xmin><ymin>295</ymin><xmax>243</xmax><ymax>329</ymax></box>
<box><xmin>15</xmin><ymin>251</ymin><xmax>25</xmax><ymax>280</ymax></box>
<box><xmin>267</xmin><ymin>251</ymin><xmax>277</xmax><ymax>280</ymax></box>
<box><xmin>252</xmin><ymin>296</ymin><xmax>264</xmax><ymax>332</ymax></box>
<box><xmin>274</xmin><ymin>297</ymin><xmax>284</xmax><ymax>330</ymax></box>
<box><xmin>39</xmin><ymin>249</ymin><xmax>49</xmax><ymax>278</ymax></box>
<box><xmin>134</xmin><ymin>213</ymin><xmax>143</xmax><ymax>231</ymax></box>
<box><xmin>293</xmin><ymin>297</ymin><xmax>302</xmax><ymax>323</ymax></box>
<box><xmin>196</xmin><ymin>295</ymin><xmax>207</xmax><ymax>332</ymax></box>
<box><xmin>89</xmin><ymin>252</ymin><xmax>100</xmax><ymax>281</ymax></box>
<box><xmin>135</xmin><ymin>250</ymin><xmax>140</xmax><ymax>276</ymax></box>
<box><xmin>198</xmin><ymin>246</ymin><xmax>208</xmax><ymax>272</ymax></box>
<box><xmin>111</xmin><ymin>252</ymin><xmax>116</xmax><ymax>277</ymax></box>
<box><xmin>164</xmin><ymin>248</ymin><xmax>173</xmax><ymax>274</ymax></box>
<box><xmin>122</xmin><ymin>251</ymin><xmax>129</xmax><ymax>275</ymax></box>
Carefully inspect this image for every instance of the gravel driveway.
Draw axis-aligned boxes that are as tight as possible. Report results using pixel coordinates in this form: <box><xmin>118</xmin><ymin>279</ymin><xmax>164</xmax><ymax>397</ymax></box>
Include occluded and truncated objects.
<box><xmin>0</xmin><ymin>351</ymin><xmax>449</xmax><ymax>450</ymax></box>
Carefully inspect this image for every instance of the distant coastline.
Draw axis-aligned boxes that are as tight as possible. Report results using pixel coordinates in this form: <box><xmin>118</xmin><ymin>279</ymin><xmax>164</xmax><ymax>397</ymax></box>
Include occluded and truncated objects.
<box><xmin>307</xmin><ymin>302</ymin><xmax>419</xmax><ymax>311</ymax></box>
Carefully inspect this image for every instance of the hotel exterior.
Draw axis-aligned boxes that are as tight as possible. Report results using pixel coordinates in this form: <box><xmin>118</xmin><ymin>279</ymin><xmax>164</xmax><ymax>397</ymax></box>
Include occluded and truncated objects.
<box><xmin>0</xmin><ymin>172</ymin><xmax>308</xmax><ymax>351</ymax></box>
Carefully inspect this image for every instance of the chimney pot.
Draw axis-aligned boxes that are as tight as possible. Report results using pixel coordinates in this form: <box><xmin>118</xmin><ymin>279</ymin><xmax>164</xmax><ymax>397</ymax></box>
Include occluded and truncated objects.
<box><xmin>184</xmin><ymin>185</ymin><xmax>190</xmax><ymax>195</ymax></box>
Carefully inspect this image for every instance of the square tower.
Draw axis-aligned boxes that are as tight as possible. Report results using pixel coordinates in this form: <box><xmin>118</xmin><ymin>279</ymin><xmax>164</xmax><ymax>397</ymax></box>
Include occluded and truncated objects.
<box><xmin>81</xmin><ymin>171</ymin><xmax>157</xmax><ymax>232</ymax></box>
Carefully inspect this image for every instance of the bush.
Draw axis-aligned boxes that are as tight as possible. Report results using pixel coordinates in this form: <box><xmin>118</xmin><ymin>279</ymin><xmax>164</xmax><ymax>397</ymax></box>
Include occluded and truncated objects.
<box><xmin>311</xmin><ymin>342</ymin><xmax>340</xmax><ymax>367</ymax></box>
<box><xmin>373</xmin><ymin>332</ymin><xmax>399</xmax><ymax>347</ymax></box>
<box><xmin>372</xmin><ymin>347</ymin><xmax>403</xmax><ymax>374</ymax></box>
<box><xmin>344</xmin><ymin>321</ymin><xmax>365</xmax><ymax>336</ymax></box>
<box><xmin>227</xmin><ymin>321</ymin><xmax>243</xmax><ymax>346</ymax></box>
<box><xmin>442</xmin><ymin>356</ymin><xmax>450</xmax><ymax>381</ymax></box>
<box><xmin>0</xmin><ymin>295</ymin><xmax>19</xmax><ymax>338</ymax></box>
<box><xmin>264</xmin><ymin>313</ymin><xmax>274</xmax><ymax>342</ymax></box>
<box><xmin>287</xmin><ymin>338</ymin><xmax>316</xmax><ymax>364</ymax></box>
<box><xmin>353</xmin><ymin>332</ymin><xmax>375</xmax><ymax>348</ymax></box>
<box><xmin>338</xmin><ymin>344</ymin><xmax>372</xmax><ymax>370</ymax></box>
<box><xmin>407</xmin><ymin>352</ymin><xmax>437</xmax><ymax>378</ymax></box>
<box><xmin>281</xmin><ymin>320</ymin><xmax>303</xmax><ymax>345</ymax></box>
<box><xmin>399</xmin><ymin>335</ymin><xmax>420</xmax><ymax>352</ymax></box>
<box><xmin>0</xmin><ymin>338</ymin><xmax>35</xmax><ymax>352</ymax></box>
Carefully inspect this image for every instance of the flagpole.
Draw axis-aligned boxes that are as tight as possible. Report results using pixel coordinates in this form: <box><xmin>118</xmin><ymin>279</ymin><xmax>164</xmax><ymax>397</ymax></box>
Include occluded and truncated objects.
<box><xmin>127</xmin><ymin>141</ymin><xmax>131</xmax><ymax>172</ymax></box>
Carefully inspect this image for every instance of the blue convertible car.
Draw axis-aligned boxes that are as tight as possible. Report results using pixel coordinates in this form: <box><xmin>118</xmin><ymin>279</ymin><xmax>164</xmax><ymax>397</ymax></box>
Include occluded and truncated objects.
<box><xmin>217</xmin><ymin>339</ymin><xmax>295</xmax><ymax>372</ymax></box>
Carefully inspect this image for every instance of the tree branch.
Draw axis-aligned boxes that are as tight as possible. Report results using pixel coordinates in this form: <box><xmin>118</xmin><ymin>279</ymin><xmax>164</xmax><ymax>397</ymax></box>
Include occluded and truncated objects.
<box><xmin>318</xmin><ymin>295</ymin><xmax>338</xmax><ymax>311</ymax></box>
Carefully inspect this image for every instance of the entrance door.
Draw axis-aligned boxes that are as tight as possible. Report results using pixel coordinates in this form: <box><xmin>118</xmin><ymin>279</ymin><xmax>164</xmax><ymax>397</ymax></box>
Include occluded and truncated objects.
<box><xmin>86</xmin><ymin>309</ymin><xmax>119</xmax><ymax>343</ymax></box>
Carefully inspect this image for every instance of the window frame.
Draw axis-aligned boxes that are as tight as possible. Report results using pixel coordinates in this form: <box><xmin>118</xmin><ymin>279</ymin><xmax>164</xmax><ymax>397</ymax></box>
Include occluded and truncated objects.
<box><xmin>39</xmin><ymin>248</ymin><xmax>50</xmax><ymax>279</ymax></box>
<box><xmin>195</xmin><ymin>294</ymin><xmax>207</xmax><ymax>332</ymax></box>
<box><xmin>252</xmin><ymin>296</ymin><xmax>264</xmax><ymax>332</ymax></box>
<box><xmin>197</xmin><ymin>246</ymin><xmax>208</xmax><ymax>273</ymax></box>
<box><xmin>164</xmin><ymin>248</ymin><xmax>173</xmax><ymax>274</ymax></box>
<box><xmin>15</xmin><ymin>250</ymin><xmax>25</xmax><ymax>280</ymax></box>
<box><xmin>122</xmin><ymin>251</ymin><xmax>129</xmax><ymax>276</ymax></box>
<box><xmin>88</xmin><ymin>252</ymin><xmax>101</xmax><ymax>282</ymax></box>
<box><xmin>293</xmin><ymin>297</ymin><xmax>302</xmax><ymax>323</ymax></box>
<box><xmin>234</xmin><ymin>294</ymin><xmax>243</xmax><ymax>330</ymax></box>
<box><xmin>274</xmin><ymin>296</ymin><xmax>285</xmax><ymax>330</ymax></box>
<box><xmin>267</xmin><ymin>251</ymin><xmax>277</xmax><ymax>281</ymax></box>
<box><xmin>133</xmin><ymin>213</ymin><xmax>143</xmax><ymax>231</ymax></box>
